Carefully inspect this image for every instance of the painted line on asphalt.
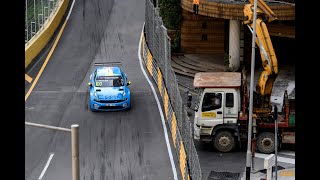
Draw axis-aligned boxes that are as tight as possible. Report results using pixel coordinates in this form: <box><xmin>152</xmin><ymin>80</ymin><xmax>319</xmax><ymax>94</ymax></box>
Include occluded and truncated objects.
<box><xmin>279</xmin><ymin>151</ymin><xmax>295</xmax><ymax>157</ymax></box>
<box><xmin>25</xmin><ymin>74</ymin><xmax>33</xmax><ymax>83</ymax></box>
<box><xmin>138</xmin><ymin>24</ymin><xmax>178</xmax><ymax>180</ymax></box>
<box><xmin>38</xmin><ymin>153</ymin><xmax>55</xmax><ymax>180</ymax></box>
<box><xmin>66</xmin><ymin>0</ymin><xmax>76</xmax><ymax>20</ymax></box>
<box><xmin>25</xmin><ymin>0</ymin><xmax>76</xmax><ymax>101</ymax></box>
<box><xmin>255</xmin><ymin>153</ymin><xmax>295</xmax><ymax>164</ymax></box>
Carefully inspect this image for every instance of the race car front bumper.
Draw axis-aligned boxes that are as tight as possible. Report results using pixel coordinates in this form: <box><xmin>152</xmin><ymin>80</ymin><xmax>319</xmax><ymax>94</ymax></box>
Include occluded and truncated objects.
<box><xmin>90</xmin><ymin>98</ymin><xmax>130</xmax><ymax>111</ymax></box>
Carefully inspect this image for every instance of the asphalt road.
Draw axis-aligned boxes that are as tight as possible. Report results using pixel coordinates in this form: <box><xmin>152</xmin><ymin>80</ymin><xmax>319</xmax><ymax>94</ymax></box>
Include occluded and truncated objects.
<box><xmin>25</xmin><ymin>0</ymin><xmax>178</xmax><ymax>180</ymax></box>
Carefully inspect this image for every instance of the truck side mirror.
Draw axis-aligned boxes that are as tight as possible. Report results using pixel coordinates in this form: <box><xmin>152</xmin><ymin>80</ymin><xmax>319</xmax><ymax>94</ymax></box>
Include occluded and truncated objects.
<box><xmin>194</xmin><ymin>103</ymin><xmax>199</xmax><ymax>112</ymax></box>
<box><xmin>187</xmin><ymin>92</ymin><xmax>192</xmax><ymax>108</ymax></box>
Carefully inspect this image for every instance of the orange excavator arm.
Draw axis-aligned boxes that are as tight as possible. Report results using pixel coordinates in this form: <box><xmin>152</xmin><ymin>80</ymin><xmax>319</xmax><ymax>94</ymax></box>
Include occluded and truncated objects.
<box><xmin>243</xmin><ymin>0</ymin><xmax>278</xmax><ymax>108</ymax></box>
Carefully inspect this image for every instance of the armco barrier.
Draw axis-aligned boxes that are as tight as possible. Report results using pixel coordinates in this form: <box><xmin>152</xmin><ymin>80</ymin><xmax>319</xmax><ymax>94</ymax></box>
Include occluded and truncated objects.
<box><xmin>141</xmin><ymin>28</ymin><xmax>201</xmax><ymax>180</ymax></box>
<box><xmin>25</xmin><ymin>0</ymin><xmax>70</xmax><ymax>69</ymax></box>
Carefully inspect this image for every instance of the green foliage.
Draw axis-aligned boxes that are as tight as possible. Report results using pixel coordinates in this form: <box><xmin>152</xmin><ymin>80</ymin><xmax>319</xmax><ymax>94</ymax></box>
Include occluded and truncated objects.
<box><xmin>171</xmin><ymin>30</ymin><xmax>181</xmax><ymax>52</ymax></box>
<box><xmin>159</xmin><ymin>0</ymin><xmax>182</xmax><ymax>30</ymax></box>
<box><xmin>224</xmin><ymin>52</ymin><xmax>230</xmax><ymax>66</ymax></box>
<box><xmin>224</xmin><ymin>52</ymin><xmax>231</xmax><ymax>72</ymax></box>
<box><xmin>158</xmin><ymin>0</ymin><xmax>182</xmax><ymax>52</ymax></box>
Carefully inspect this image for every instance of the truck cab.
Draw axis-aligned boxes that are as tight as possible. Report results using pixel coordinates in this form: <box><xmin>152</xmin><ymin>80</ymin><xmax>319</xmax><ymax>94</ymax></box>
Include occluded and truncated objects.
<box><xmin>189</xmin><ymin>72</ymin><xmax>242</xmax><ymax>152</ymax></box>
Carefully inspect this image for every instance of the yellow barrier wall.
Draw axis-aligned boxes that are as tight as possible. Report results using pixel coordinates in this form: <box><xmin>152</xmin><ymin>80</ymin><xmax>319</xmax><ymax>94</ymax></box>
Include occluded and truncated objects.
<box><xmin>25</xmin><ymin>0</ymin><xmax>70</xmax><ymax>68</ymax></box>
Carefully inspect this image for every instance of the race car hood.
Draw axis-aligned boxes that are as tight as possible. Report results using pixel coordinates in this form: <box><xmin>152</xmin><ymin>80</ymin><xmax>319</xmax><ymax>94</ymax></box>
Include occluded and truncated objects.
<box><xmin>94</xmin><ymin>86</ymin><xmax>127</xmax><ymax>100</ymax></box>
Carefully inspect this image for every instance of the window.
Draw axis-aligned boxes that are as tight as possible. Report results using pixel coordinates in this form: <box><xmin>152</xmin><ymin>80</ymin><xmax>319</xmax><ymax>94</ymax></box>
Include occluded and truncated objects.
<box><xmin>95</xmin><ymin>76</ymin><xmax>123</xmax><ymax>87</ymax></box>
<box><xmin>226</xmin><ymin>93</ymin><xmax>234</xmax><ymax>108</ymax></box>
<box><xmin>94</xmin><ymin>71</ymin><xmax>97</xmax><ymax>80</ymax></box>
<box><xmin>122</xmin><ymin>73</ymin><xmax>127</xmax><ymax>84</ymax></box>
<box><xmin>202</xmin><ymin>93</ymin><xmax>222</xmax><ymax>112</ymax></box>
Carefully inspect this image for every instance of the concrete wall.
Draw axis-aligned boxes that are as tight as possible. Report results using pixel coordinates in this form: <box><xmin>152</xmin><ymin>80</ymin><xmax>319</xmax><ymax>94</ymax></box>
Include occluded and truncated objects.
<box><xmin>180</xmin><ymin>9</ymin><xmax>225</xmax><ymax>54</ymax></box>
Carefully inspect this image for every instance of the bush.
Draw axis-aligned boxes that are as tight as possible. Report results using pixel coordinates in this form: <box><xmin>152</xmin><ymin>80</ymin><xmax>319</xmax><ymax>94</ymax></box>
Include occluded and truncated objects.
<box><xmin>171</xmin><ymin>30</ymin><xmax>181</xmax><ymax>52</ymax></box>
<box><xmin>159</xmin><ymin>0</ymin><xmax>182</xmax><ymax>30</ymax></box>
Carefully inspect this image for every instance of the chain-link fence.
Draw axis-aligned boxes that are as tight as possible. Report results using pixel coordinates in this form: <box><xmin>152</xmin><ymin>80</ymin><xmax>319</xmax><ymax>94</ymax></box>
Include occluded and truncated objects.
<box><xmin>144</xmin><ymin>0</ymin><xmax>202</xmax><ymax>179</ymax></box>
<box><xmin>25</xmin><ymin>0</ymin><xmax>62</xmax><ymax>44</ymax></box>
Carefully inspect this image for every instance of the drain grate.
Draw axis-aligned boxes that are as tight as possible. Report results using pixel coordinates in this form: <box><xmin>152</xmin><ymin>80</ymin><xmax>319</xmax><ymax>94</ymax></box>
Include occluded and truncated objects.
<box><xmin>207</xmin><ymin>171</ymin><xmax>240</xmax><ymax>180</ymax></box>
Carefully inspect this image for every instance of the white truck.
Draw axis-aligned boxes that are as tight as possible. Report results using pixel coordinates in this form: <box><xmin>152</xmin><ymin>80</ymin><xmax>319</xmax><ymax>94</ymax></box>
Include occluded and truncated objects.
<box><xmin>187</xmin><ymin>71</ymin><xmax>295</xmax><ymax>153</ymax></box>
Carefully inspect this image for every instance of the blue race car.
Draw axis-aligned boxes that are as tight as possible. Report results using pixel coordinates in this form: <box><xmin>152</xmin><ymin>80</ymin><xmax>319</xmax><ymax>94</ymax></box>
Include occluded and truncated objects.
<box><xmin>88</xmin><ymin>62</ymin><xmax>131</xmax><ymax>111</ymax></box>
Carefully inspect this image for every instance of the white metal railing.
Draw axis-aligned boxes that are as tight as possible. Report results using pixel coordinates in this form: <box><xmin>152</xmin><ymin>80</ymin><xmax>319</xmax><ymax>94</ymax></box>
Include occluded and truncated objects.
<box><xmin>25</xmin><ymin>0</ymin><xmax>61</xmax><ymax>45</ymax></box>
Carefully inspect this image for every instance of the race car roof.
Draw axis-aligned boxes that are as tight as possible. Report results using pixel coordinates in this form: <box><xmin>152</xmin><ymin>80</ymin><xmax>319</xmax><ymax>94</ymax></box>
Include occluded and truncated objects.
<box><xmin>96</xmin><ymin>66</ymin><xmax>122</xmax><ymax>77</ymax></box>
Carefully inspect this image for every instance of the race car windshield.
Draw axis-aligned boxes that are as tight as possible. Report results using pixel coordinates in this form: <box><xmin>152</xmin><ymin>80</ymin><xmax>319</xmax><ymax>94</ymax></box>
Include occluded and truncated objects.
<box><xmin>95</xmin><ymin>76</ymin><xmax>124</xmax><ymax>87</ymax></box>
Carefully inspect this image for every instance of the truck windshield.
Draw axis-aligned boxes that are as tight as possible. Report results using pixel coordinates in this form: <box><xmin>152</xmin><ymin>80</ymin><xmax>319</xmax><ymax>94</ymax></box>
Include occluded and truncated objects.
<box><xmin>95</xmin><ymin>76</ymin><xmax>124</xmax><ymax>87</ymax></box>
<box><xmin>202</xmin><ymin>92</ymin><xmax>222</xmax><ymax>112</ymax></box>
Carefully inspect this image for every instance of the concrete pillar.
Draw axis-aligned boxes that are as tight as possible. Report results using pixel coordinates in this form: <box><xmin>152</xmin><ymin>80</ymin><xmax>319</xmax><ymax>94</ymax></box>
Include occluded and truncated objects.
<box><xmin>228</xmin><ymin>20</ymin><xmax>241</xmax><ymax>71</ymax></box>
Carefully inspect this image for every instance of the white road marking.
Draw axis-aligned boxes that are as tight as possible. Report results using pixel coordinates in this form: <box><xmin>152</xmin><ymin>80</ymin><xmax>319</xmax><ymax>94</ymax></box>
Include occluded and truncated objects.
<box><xmin>25</xmin><ymin>74</ymin><xmax>33</xmax><ymax>83</ymax></box>
<box><xmin>66</xmin><ymin>0</ymin><xmax>76</xmax><ymax>20</ymax></box>
<box><xmin>38</xmin><ymin>153</ymin><xmax>55</xmax><ymax>180</ymax></box>
<box><xmin>138</xmin><ymin>24</ymin><xmax>178</xmax><ymax>180</ymax></box>
<box><xmin>255</xmin><ymin>153</ymin><xmax>295</xmax><ymax>164</ymax></box>
<box><xmin>279</xmin><ymin>150</ymin><xmax>295</xmax><ymax>157</ymax></box>
<box><xmin>25</xmin><ymin>106</ymin><xmax>35</xmax><ymax>110</ymax></box>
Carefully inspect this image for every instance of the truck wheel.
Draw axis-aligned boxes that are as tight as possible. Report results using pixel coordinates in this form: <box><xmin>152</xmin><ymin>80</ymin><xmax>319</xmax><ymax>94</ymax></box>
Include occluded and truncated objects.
<box><xmin>213</xmin><ymin>131</ymin><xmax>236</xmax><ymax>152</ymax></box>
<box><xmin>257</xmin><ymin>132</ymin><xmax>275</xmax><ymax>154</ymax></box>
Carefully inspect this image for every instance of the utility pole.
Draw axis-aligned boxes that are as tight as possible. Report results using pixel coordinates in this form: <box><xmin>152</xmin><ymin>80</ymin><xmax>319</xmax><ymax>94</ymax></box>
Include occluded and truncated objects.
<box><xmin>274</xmin><ymin>105</ymin><xmax>278</xmax><ymax>180</ymax></box>
<box><xmin>71</xmin><ymin>124</ymin><xmax>80</xmax><ymax>180</ymax></box>
<box><xmin>245</xmin><ymin>0</ymin><xmax>258</xmax><ymax>179</ymax></box>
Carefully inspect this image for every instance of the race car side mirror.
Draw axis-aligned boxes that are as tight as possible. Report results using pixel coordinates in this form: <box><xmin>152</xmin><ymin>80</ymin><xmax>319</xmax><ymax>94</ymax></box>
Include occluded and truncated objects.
<box><xmin>88</xmin><ymin>82</ymin><xmax>92</xmax><ymax>87</ymax></box>
<box><xmin>127</xmin><ymin>81</ymin><xmax>132</xmax><ymax>85</ymax></box>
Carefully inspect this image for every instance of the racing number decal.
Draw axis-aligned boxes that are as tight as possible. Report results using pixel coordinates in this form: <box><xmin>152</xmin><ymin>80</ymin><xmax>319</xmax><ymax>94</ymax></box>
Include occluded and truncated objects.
<box><xmin>96</xmin><ymin>81</ymin><xmax>102</xmax><ymax>87</ymax></box>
